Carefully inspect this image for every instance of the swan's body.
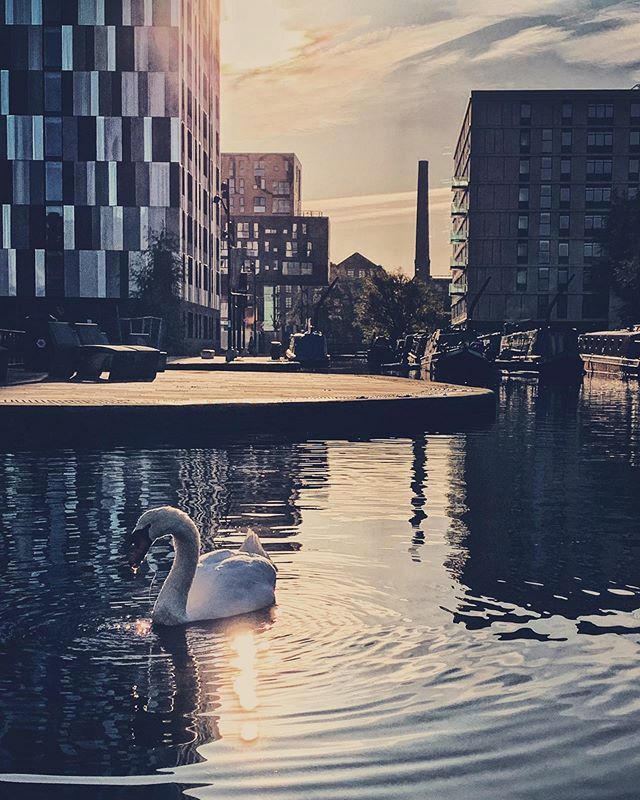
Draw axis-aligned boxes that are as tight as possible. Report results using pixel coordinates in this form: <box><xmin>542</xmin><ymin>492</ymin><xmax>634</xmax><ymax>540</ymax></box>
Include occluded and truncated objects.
<box><xmin>129</xmin><ymin>507</ymin><xmax>276</xmax><ymax>626</ymax></box>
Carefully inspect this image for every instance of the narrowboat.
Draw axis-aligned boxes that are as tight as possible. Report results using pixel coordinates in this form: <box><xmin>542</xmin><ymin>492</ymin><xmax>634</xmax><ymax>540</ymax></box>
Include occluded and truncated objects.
<box><xmin>579</xmin><ymin>328</ymin><xmax>640</xmax><ymax>378</ymax></box>
<box><xmin>421</xmin><ymin>328</ymin><xmax>496</xmax><ymax>387</ymax></box>
<box><xmin>286</xmin><ymin>331</ymin><xmax>330</xmax><ymax>368</ymax></box>
<box><xmin>495</xmin><ymin>327</ymin><xmax>583</xmax><ymax>381</ymax></box>
<box><xmin>367</xmin><ymin>336</ymin><xmax>396</xmax><ymax>370</ymax></box>
<box><xmin>407</xmin><ymin>331</ymin><xmax>429</xmax><ymax>371</ymax></box>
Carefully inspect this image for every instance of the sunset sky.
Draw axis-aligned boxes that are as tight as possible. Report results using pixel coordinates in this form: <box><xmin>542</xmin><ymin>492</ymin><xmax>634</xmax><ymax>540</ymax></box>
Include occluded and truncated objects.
<box><xmin>221</xmin><ymin>0</ymin><xmax>640</xmax><ymax>275</ymax></box>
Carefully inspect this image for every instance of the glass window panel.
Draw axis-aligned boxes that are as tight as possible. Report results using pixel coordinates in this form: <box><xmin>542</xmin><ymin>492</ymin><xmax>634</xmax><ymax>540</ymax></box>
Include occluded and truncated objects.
<box><xmin>44</xmin><ymin>117</ymin><xmax>62</xmax><ymax>157</ymax></box>
<box><xmin>45</xmin><ymin>162</ymin><xmax>62</xmax><ymax>201</ymax></box>
<box><xmin>44</xmin><ymin>72</ymin><xmax>62</xmax><ymax>113</ymax></box>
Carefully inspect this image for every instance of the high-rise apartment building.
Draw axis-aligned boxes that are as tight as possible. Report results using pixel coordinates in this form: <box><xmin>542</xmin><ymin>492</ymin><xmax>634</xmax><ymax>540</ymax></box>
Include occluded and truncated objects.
<box><xmin>0</xmin><ymin>0</ymin><xmax>221</xmax><ymax>347</ymax></box>
<box><xmin>450</xmin><ymin>89</ymin><xmax>640</xmax><ymax>331</ymax></box>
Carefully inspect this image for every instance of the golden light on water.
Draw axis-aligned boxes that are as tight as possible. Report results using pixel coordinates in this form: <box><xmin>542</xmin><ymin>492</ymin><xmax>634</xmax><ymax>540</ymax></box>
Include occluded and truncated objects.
<box><xmin>134</xmin><ymin>618</ymin><xmax>152</xmax><ymax>637</ymax></box>
<box><xmin>229</xmin><ymin>628</ymin><xmax>260</xmax><ymax>743</ymax></box>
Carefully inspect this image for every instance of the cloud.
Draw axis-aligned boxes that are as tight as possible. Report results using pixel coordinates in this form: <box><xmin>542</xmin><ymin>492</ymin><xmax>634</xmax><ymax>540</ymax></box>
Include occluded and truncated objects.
<box><xmin>472</xmin><ymin>24</ymin><xmax>570</xmax><ymax>62</ymax></box>
<box><xmin>305</xmin><ymin>188</ymin><xmax>451</xmax><ymax>225</ymax></box>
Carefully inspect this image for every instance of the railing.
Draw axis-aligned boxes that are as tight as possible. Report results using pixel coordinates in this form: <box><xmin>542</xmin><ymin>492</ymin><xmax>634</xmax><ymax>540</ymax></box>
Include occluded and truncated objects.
<box><xmin>450</xmin><ymin>232</ymin><xmax>467</xmax><ymax>243</ymax></box>
<box><xmin>451</xmin><ymin>206</ymin><xmax>468</xmax><ymax>216</ymax></box>
<box><xmin>0</xmin><ymin>329</ymin><xmax>25</xmax><ymax>368</ymax></box>
<box><xmin>450</xmin><ymin>260</ymin><xmax>467</xmax><ymax>269</ymax></box>
<box><xmin>451</xmin><ymin>177</ymin><xmax>469</xmax><ymax>188</ymax></box>
<box><xmin>449</xmin><ymin>284</ymin><xmax>467</xmax><ymax>296</ymax></box>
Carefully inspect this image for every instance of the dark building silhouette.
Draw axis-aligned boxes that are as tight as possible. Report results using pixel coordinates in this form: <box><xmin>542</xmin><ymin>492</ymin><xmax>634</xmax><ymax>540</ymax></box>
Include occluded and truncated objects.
<box><xmin>0</xmin><ymin>0</ymin><xmax>222</xmax><ymax>347</ymax></box>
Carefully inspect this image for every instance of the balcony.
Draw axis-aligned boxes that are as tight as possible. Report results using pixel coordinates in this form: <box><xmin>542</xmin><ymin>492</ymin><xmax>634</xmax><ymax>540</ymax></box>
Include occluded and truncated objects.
<box><xmin>450</xmin><ymin>259</ymin><xmax>467</xmax><ymax>269</ymax></box>
<box><xmin>452</xmin><ymin>176</ymin><xmax>469</xmax><ymax>188</ymax></box>
<box><xmin>451</xmin><ymin>206</ymin><xmax>468</xmax><ymax>216</ymax></box>
<box><xmin>450</xmin><ymin>232</ymin><xmax>467</xmax><ymax>244</ymax></box>
<box><xmin>449</xmin><ymin>283</ymin><xmax>467</xmax><ymax>296</ymax></box>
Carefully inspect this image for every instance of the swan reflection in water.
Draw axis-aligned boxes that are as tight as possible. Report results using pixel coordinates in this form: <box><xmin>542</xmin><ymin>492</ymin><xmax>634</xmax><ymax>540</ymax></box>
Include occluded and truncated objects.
<box><xmin>130</xmin><ymin>608</ymin><xmax>275</xmax><ymax>767</ymax></box>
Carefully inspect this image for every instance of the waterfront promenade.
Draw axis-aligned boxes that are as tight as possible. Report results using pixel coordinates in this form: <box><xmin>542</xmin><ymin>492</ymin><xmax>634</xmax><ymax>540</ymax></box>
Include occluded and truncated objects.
<box><xmin>0</xmin><ymin>372</ymin><xmax>494</xmax><ymax>447</ymax></box>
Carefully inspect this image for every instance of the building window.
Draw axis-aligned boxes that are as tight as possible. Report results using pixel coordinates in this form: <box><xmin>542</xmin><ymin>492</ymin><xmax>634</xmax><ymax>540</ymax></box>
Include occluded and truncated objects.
<box><xmin>585</xmin><ymin>214</ymin><xmax>605</xmax><ymax>231</ymax></box>
<box><xmin>44</xmin><ymin>117</ymin><xmax>62</xmax><ymax>158</ymax></box>
<box><xmin>562</xmin><ymin>102</ymin><xmax>572</xmax><ymax>121</ymax></box>
<box><xmin>540</xmin><ymin>185</ymin><xmax>552</xmax><ymax>209</ymax></box>
<box><xmin>558</xmin><ymin>268</ymin><xmax>569</xmax><ymax>289</ymax></box>
<box><xmin>587</xmin><ymin>130</ymin><xmax>613</xmax><ymax>151</ymax></box>
<box><xmin>632</xmin><ymin>103</ymin><xmax>640</xmax><ymax>120</ymax></box>
<box><xmin>585</xmin><ymin>186</ymin><xmax>611</xmax><ymax>206</ymax></box>
<box><xmin>253</xmin><ymin>197</ymin><xmax>266</xmax><ymax>213</ymax></box>
<box><xmin>518</xmin><ymin>187</ymin><xmax>529</xmax><ymax>208</ymax></box>
<box><xmin>539</xmin><ymin>213</ymin><xmax>551</xmax><ymax>236</ymax></box>
<box><xmin>559</xmin><ymin>214</ymin><xmax>570</xmax><ymax>232</ymax></box>
<box><xmin>542</xmin><ymin>128</ymin><xmax>553</xmax><ymax>153</ymax></box>
<box><xmin>520</xmin><ymin>130</ymin><xmax>530</xmax><ymax>152</ymax></box>
<box><xmin>45</xmin><ymin>162</ymin><xmax>62</xmax><ymax>201</ymax></box>
<box><xmin>586</xmin><ymin>159</ymin><xmax>612</xmax><ymax>178</ymax></box>
<box><xmin>629</xmin><ymin>159</ymin><xmax>640</xmax><ymax>177</ymax></box>
<box><xmin>560</xmin><ymin>186</ymin><xmax>571</xmax><ymax>208</ymax></box>
<box><xmin>517</xmin><ymin>241</ymin><xmax>528</xmax><ymax>263</ymax></box>
<box><xmin>539</xmin><ymin>240</ymin><xmax>550</xmax><ymax>264</ymax></box>
<box><xmin>630</xmin><ymin>130</ymin><xmax>640</xmax><ymax>151</ymax></box>
<box><xmin>560</xmin><ymin>159</ymin><xmax>571</xmax><ymax>178</ymax></box>
<box><xmin>45</xmin><ymin>206</ymin><xmax>63</xmax><ymax>250</ymax></box>
<box><xmin>236</xmin><ymin>222</ymin><xmax>249</xmax><ymax>239</ymax></box>
<box><xmin>518</xmin><ymin>215</ymin><xmax>529</xmax><ymax>232</ymax></box>
<box><xmin>538</xmin><ymin>267</ymin><xmax>550</xmax><ymax>291</ymax></box>
<box><xmin>561</xmin><ymin>130</ymin><xmax>572</xmax><ymax>152</ymax></box>
<box><xmin>558</xmin><ymin>241</ymin><xmax>569</xmax><ymax>262</ymax></box>
<box><xmin>519</xmin><ymin>159</ymin><xmax>530</xmax><ymax>180</ymax></box>
<box><xmin>520</xmin><ymin>103</ymin><xmax>531</xmax><ymax>124</ymax></box>
<box><xmin>273</xmin><ymin>199</ymin><xmax>291</xmax><ymax>213</ymax></box>
<box><xmin>541</xmin><ymin>157</ymin><xmax>552</xmax><ymax>180</ymax></box>
<box><xmin>44</xmin><ymin>72</ymin><xmax>62</xmax><ymax>113</ymax></box>
<box><xmin>588</xmin><ymin>104</ymin><xmax>613</xmax><ymax>120</ymax></box>
<box><xmin>285</xmin><ymin>241</ymin><xmax>298</xmax><ymax>257</ymax></box>
<box><xmin>44</xmin><ymin>27</ymin><xmax>62</xmax><ymax>69</ymax></box>
<box><xmin>584</xmin><ymin>241</ymin><xmax>604</xmax><ymax>260</ymax></box>
<box><xmin>537</xmin><ymin>295</ymin><xmax>549</xmax><ymax>318</ymax></box>
<box><xmin>516</xmin><ymin>268</ymin><xmax>527</xmax><ymax>291</ymax></box>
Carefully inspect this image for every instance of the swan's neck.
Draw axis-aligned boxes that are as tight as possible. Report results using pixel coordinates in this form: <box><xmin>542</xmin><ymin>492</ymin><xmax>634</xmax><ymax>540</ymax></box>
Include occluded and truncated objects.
<box><xmin>153</xmin><ymin>517</ymin><xmax>200</xmax><ymax>625</ymax></box>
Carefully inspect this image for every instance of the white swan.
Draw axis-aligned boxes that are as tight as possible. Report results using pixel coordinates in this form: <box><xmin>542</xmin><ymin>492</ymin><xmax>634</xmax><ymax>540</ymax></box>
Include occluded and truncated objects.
<box><xmin>128</xmin><ymin>506</ymin><xmax>277</xmax><ymax>626</ymax></box>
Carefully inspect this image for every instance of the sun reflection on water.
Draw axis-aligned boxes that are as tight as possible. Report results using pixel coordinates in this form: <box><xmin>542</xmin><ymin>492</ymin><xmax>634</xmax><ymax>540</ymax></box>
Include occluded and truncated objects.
<box><xmin>229</xmin><ymin>628</ymin><xmax>260</xmax><ymax>743</ymax></box>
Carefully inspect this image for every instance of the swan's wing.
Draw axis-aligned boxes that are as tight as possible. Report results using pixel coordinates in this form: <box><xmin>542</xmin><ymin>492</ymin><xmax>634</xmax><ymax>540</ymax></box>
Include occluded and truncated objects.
<box><xmin>198</xmin><ymin>549</ymin><xmax>235</xmax><ymax>569</ymax></box>
<box><xmin>187</xmin><ymin>553</ymin><xmax>276</xmax><ymax>622</ymax></box>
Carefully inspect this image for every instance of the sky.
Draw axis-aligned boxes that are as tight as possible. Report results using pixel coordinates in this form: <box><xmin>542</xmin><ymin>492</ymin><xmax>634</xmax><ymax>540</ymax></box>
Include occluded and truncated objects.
<box><xmin>220</xmin><ymin>0</ymin><xmax>640</xmax><ymax>275</ymax></box>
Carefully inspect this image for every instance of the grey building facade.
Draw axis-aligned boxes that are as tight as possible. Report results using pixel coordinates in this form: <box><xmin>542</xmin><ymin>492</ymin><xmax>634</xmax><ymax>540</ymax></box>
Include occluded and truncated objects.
<box><xmin>450</xmin><ymin>89</ymin><xmax>640</xmax><ymax>331</ymax></box>
<box><xmin>0</xmin><ymin>0</ymin><xmax>221</xmax><ymax>346</ymax></box>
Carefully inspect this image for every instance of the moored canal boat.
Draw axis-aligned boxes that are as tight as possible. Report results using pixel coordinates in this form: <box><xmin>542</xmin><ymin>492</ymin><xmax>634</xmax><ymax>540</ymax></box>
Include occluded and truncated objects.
<box><xmin>421</xmin><ymin>328</ymin><xmax>496</xmax><ymax>387</ymax></box>
<box><xmin>495</xmin><ymin>326</ymin><xmax>583</xmax><ymax>381</ymax></box>
<box><xmin>579</xmin><ymin>328</ymin><xmax>640</xmax><ymax>378</ymax></box>
<box><xmin>286</xmin><ymin>331</ymin><xmax>330</xmax><ymax>369</ymax></box>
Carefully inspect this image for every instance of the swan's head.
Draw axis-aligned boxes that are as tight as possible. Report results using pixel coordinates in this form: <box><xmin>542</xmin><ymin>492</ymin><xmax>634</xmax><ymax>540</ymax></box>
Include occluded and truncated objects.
<box><xmin>128</xmin><ymin>506</ymin><xmax>189</xmax><ymax>570</ymax></box>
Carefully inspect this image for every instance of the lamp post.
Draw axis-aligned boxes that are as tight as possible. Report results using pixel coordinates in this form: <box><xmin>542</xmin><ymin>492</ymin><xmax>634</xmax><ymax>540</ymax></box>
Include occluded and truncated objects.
<box><xmin>213</xmin><ymin>181</ymin><xmax>236</xmax><ymax>356</ymax></box>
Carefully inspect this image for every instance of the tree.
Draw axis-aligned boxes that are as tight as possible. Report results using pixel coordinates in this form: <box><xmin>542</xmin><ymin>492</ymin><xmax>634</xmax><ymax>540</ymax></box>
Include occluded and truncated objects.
<box><xmin>355</xmin><ymin>270</ymin><xmax>448</xmax><ymax>344</ymax></box>
<box><xmin>132</xmin><ymin>228</ymin><xmax>184</xmax><ymax>352</ymax></box>
<box><xmin>599</xmin><ymin>193</ymin><xmax>640</xmax><ymax>325</ymax></box>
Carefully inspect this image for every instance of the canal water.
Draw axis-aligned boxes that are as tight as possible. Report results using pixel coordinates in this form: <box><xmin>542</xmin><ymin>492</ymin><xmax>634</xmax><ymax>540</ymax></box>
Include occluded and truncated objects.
<box><xmin>1</xmin><ymin>378</ymin><xmax>640</xmax><ymax>800</ymax></box>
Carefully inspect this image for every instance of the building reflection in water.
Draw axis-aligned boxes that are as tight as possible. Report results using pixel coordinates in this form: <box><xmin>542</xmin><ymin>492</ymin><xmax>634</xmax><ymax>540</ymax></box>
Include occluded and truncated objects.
<box><xmin>440</xmin><ymin>379</ymin><xmax>640</xmax><ymax>635</ymax></box>
<box><xmin>0</xmin><ymin>440</ymin><xmax>326</xmax><ymax>776</ymax></box>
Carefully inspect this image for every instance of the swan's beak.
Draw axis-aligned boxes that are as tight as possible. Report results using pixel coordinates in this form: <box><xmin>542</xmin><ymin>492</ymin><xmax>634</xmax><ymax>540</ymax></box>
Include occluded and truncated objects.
<box><xmin>129</xmin><ymin>525</ymin><xmax>151</xmax><ymax>571</ymax></box>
